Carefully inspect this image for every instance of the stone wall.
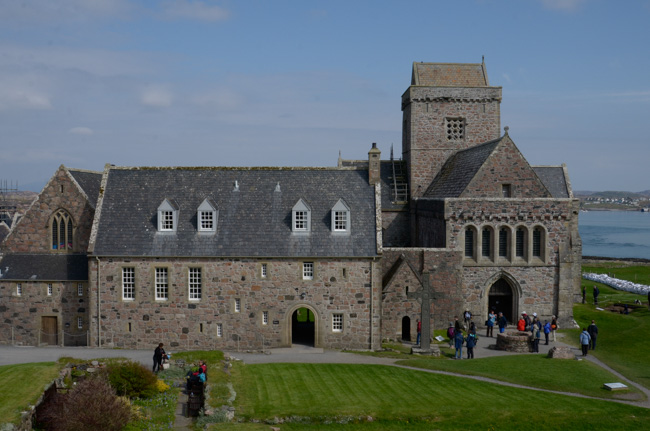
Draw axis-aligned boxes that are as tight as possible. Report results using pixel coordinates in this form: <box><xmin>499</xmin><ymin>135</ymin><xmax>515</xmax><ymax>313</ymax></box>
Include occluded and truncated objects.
<box><xmin>0</xmin><ymin>280</ymin><xmax>89</xmax><ymax>346</ymax></box>
<box><xmin>381</xmin><ymin>210</ymin><xmax>410</xmax><ymax>247</ymax></box>
<box><xmin>88</xmin><ymin>257</ymin><xmax>379</xmax><ymax>351</ymax></box>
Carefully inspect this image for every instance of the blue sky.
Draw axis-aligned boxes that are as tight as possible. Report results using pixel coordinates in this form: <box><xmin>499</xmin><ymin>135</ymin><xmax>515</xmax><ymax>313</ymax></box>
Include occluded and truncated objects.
<box><xmin>1</xmin><ymin>0</ymin><xmax>649</xmax><ymax>192</ymax></box>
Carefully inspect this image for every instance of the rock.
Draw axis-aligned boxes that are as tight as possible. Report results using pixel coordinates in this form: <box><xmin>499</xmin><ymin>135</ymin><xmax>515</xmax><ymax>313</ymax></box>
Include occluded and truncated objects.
<box><xmin>410</xmin><ymin>345</ymin><xmax>441</xmax><ymax>357</ymax></box>
<box><xmin>547</xmin><ymin>346</ymin><xmax>574</xmax><ymax>359</ymax></box>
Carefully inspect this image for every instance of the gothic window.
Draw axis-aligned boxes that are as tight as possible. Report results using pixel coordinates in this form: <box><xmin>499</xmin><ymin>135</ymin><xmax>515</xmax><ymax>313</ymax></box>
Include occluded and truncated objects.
<box><xmin>533</xmin><ymin>226</ymin><xmax>545</xmax><ymax>259</ymax></box>
<box><xmin>516</xmin><ymin>227</ymin><xmax>526</xmax><ymax>258</ymax></box>
<box><xmin>499</xmin><ymin>227</ymin><xmax>509</xmax><ymax>258</ymax></box>
<box><xmin>197</xmin><ymin>198</ymin><xmax>218</xmax><ymax>233</ymax></box>
<box><xmin>292</xmin><ymin>199</ymin><xmax>311</xmax><ymax>233</ymax></box>
<box><xmin>464</xmin><ymin>227</ymin><xmax>476</xmax><ymax>258</ymax></box>
<box><xmin>157</xmin><ymin>199</ymin><xmax>179</xmax><ymax>232</ymax></box>
<box><xmin>51</xmin><ymin>209</ymin><xmax>74</xmax><ymax>251</ymax></box>
<box><xmin>445</xmin><ymin>117</ymin><xmax>465</xmax><ymax>141</ymax></box>
<box><xmin>481</xmin><ymin>227</ymin><xmax>492</xmax><ymax>257</ymax></box>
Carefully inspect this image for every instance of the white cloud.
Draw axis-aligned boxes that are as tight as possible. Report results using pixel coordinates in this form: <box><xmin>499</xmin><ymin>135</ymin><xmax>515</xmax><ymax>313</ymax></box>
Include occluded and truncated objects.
<box><xmin>502</xmin><ymin>73</ymin><xmax>511</xmax><ymax>82</ymax></box>
<box><xmin>161</xmin><ymin>0</ymin><xmax>230</xmax><ymax>22</ymax></box>
<box><xmin>141</xmin><ymin>85</ymin><xmax>173</xmax><ymax>107</ymax></box>
<box><xmin>69</xmin><ymin>127</ymin><xmax>94</xmax><ymax>135</ymax></box>
<box><xmin>0</xmin><ymin>79</ymin><xmax>51</xmax><ymax>111</ymax></box>
<box><xmin>0</xmin><ymin>0</ymin><xmax>132</xmax><ymax>24</ymax></box>
<box><xmin>540</xmin><ymin>0</ymin><xmax>586</xmax><ymax>12</ymax></box>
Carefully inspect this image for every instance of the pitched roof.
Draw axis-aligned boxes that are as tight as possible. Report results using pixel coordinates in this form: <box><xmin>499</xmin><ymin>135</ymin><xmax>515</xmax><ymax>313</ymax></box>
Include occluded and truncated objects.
<box><xmin>91</xmin><ymin>167</ymin><xmax>378</xmax><ymax>258</ymax></box>
<box><xmin>532</xmin><ymin>166</ymin><xmax>570</xmax><ymax>198</ymax></box>
<box><xmin>412</xmin><ymin>62</ymin><xmax>489</xmax><ymax>87</ymax></box>
<box><xmin>0</xmin><ymin>254</ymin><xmax>88</xmax><ymax>281</ymax></box>
<box><xmin>68</xmin><ymin>168</ymin><xmax>102</xmax><ymax>208</ymax></box>
<box><xmin>423</xmin><ymin>138</ymin><xmax>502</xmax><ymax>198</ymax></box>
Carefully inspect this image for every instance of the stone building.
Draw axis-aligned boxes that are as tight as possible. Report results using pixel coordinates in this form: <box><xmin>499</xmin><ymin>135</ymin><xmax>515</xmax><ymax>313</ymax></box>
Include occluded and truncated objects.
<box><xmin>0</xmin><ymin>60</ymin><xmax>581</xmax><ymax>350</ymax></box>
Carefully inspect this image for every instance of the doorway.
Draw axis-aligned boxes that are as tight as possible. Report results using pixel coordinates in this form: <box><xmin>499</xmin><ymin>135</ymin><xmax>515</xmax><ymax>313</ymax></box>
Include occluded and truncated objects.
<box><xmin>41</xmin><ymin>316</ymin><xmax>58</xmax><ymax>345</ymax></box>
<box><xmin>291</xmin><ymin>307</ymin><xmax>315</xmax><ymax>346</ymax></box>
<box><xmin>488</xmin><ymin>278</ymin><xmax>515</xmax><ymax>323</ymax></box>
<box><xmin>401</xmin><ymin>316</ymin><xmax>411</xmax><ymax>341</ymax></box>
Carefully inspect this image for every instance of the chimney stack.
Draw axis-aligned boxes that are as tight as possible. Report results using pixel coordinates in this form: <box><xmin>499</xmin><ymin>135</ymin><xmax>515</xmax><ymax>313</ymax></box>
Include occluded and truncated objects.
<box><xmin>368</xmin><ymin>143</ymin><xmax>381</xmax><ymax>185</ymax></box>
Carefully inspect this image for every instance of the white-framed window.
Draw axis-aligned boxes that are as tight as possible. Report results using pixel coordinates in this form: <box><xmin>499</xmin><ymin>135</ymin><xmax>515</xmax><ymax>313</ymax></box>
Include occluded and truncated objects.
<box><xmin>157</xmin><ymin>199</ymin><xmax>178</xmax><ymax>232</ymax></box>
<box><xmin>197</xmin><ymin>198</ymin><xmax>218</xmax><ymax>232</ymax></box>
<box><xmin>77</xmin><ymin>317</ymin><xmax>83</xmax><ymax>329</ymax></box>
<box><xmin>331</xmin><ymin>199</ymin><xmax>350</xmax><ymax>232</ymax></box>
<box><xmin>292</xmin><ymin>199</ymin><xmax>311</xmax><ymax>233</ymax></box>
<box><xmin>189</xmin><ymin>268</ymin><xmax>202</xmax><ymax>300</ymax></box>
<box><xmin>77</xmin><ymin>283</ymin><xmax>83</xmax><ymax>296</ymax></box>
<box><xmin>155</xmin><ymin>268</ymin><xmax>168</xmax><ymax>300</ymax></box>
<box><xmin>263</xmin><ymin>311</ymin><xmax>269</xmax><ymax>325</ymax></box>
<box><xmin>303</xmin><ymin>262</ymin><xmax>314</xmax><ymax>280</ymax></box>
<box><xmin>332</xmin><ymin>313</ymin><xmax>343</xmax><ymax>332</ymax></box>
<box><xmin>122</xmin><ymin>267</ymin><xmax>135</xmax><ymax>300</ymax></box>
<box><xmin>261</xmin><ymin>263</ymin><xmax>267</xmax><ymax>278</ymax></box>
<box><xmin>445</xmin><ymin>117</ymin><xmax>465</xmax><ymax>141</ymax></box>
<box><xmin>47</xmin><ymin>283</ymin><xmax>53</xmax><ymax>296</ymax></box>
<box><xmin>217</xmin><ymin>323</ymin><xmax>223</xmax><ymax>337</ymax></box>
<box><xmin>234</xmin><ymin>298</ymin><xmax>241</xmax><ymax>313</ymax></box>
<box><xmin>16</xmin><ymin>283</ymin><xmax>22</xmax><ymax>296</ymax></box>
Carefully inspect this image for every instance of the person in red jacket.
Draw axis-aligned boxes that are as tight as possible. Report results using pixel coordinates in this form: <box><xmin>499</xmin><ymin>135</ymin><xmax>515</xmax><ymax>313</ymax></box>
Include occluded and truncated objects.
<box><xmin>416</xmin><ymin>319</ymin><xmax>422</xmax><ymax>346</ymax></box>
<box><xmin>517</xmin><ymin>312</ymin><xmax>527</xmax><ymax>331</ymax></box>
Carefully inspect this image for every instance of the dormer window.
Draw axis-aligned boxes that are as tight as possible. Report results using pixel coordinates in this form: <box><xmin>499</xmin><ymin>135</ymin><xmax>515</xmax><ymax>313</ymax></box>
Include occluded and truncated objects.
<box><xmin>157</xmin><ymin>199</ymin><xmax>179</xmax><ymax>232</ymax></box>
<box><xmin>197</xmin><ymin>198</ymin><xmax>218</xmax><ymax>233</ymax></box>
<box><xmin>331</xmin><ymin>199</ymin><xmax>350</xmax><ymax>233</ymax></box>
<box><xmin>292</xmin><ymin>199</ymin><xmax>311</xmax><ymax>233</ymax></box>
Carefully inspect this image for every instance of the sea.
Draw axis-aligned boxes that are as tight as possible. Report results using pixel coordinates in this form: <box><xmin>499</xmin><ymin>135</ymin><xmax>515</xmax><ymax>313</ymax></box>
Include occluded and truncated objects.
<box><xmin>579</xmin><ymin>211</ymin><xmax>650</xmax><ymax>260</ymax></box>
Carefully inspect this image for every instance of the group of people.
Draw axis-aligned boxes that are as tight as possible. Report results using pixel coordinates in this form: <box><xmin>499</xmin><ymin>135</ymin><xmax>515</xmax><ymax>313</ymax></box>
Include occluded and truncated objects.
<box><xmin>579</xmin><ymin>320</ymin><xmax>599</xmax><ymax>356</ymax></box>
<box><xmin>185</xmin><ymin>360</ymin><xmax>208</xmax><ymax>390</ymax></box>
<box><xmin>447</xmin><ymin>316</ymin><xmax>479</xmax><ymax>359</ymax></box>
<box><xmin>515</xmin><ymin>311</ymin><xmax>559</xmax><ymax>352</ymax></box>
<box><xmin>582</xmin><ymin>285</ymin><xmax>600</xmax><ymax>305</ymax></box>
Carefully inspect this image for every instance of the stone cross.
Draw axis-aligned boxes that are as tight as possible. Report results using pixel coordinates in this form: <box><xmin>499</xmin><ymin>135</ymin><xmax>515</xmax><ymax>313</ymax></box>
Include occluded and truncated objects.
<box><xmin>407</xmin><ymin>270</ymin><xmax>445</xmax><ymax>351</ymax></box>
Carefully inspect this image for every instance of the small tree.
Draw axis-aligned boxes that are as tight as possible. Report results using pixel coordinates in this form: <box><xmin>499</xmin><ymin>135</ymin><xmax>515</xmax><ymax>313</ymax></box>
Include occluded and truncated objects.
<box><xmin>38</xmin><ymin>377</ymin><xmax>131</xmax><ymax>431</ymax></box>
<box><xmin>106</xmin><ymin>360</ymin><xmax>159</xmax><ymax>399</ymax></box>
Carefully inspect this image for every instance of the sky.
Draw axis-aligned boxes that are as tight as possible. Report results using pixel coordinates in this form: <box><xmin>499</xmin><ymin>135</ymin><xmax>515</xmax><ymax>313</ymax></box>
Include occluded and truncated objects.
<box><xmin>1</xmin><ymin>0</ymin><xmax>649</xmax><ymax>193</ymax></box>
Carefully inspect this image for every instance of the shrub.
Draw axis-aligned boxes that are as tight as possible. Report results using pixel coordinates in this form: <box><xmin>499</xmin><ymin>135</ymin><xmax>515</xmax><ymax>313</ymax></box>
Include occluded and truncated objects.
<box><xmin>37</xmin><ymin>377</ymin><xmax>131</xmax><ymax>431</ymax></box>
<box><xmin>155</xmin><ymin>378</ymin><xmax>170</xmax><ymax>392</ymax></box>
<box><xmin>106</xmin><ymin>360</ymin><xmax>158</xmax><ymax>399</ymax></box>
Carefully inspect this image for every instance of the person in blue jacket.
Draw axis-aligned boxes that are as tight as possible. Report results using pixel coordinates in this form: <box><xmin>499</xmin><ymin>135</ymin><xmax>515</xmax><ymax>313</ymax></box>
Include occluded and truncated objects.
<box><xmin>543</xmin><ymin>320</ymin><xmax>552</xmax><ymax>345</ymax></box>
<box><xmin>465</xmin><ymin>331</ymin><xmax>477</xmax><ymax>359</ymax></box>
<box><xmin>579</xmin><ymin>328</ymin><xmax>591</xmax><ymax>357</ymax></box>
<box><xmin>454</xmin><ymin>328</ymin><xmax>464</xmax><ymax>359</ymax></box>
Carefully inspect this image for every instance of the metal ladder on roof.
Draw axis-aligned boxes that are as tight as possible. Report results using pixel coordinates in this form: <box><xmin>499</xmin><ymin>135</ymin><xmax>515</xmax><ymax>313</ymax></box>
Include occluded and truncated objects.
<box><xmin>390</xmin><ymin>146</ymin><xmax>409</xmax><ymax>203</ymax></box>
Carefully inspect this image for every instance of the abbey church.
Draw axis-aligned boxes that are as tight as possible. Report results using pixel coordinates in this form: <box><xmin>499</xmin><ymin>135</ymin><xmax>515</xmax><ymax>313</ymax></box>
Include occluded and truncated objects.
<box><xmin>0</xmin><ymin>61</ymin><xmax>581</xmax><ymax>350</ymax></box>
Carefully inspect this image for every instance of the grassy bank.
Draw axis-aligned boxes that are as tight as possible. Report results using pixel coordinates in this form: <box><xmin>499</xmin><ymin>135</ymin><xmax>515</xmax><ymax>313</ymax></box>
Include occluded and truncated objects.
<box><xmin>0</xmin><ymin>362</ymin><xmax>61</xmax><ymax>423</ymax></box>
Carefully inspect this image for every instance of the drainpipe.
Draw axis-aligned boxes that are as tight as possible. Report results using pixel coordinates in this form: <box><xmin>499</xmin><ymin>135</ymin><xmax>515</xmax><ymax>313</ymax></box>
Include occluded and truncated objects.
<box><xmin>95</xmin><ymin>256</ymin><xmax>101</xmax><ymax>347</ymax></box>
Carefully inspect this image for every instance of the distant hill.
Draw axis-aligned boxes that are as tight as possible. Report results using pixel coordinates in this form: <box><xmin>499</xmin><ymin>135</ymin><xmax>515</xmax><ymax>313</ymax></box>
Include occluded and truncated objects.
<box><xmin>575</xmin><ymin>190</ymin><xmax>650</xmax><ymax>198</ymax></box>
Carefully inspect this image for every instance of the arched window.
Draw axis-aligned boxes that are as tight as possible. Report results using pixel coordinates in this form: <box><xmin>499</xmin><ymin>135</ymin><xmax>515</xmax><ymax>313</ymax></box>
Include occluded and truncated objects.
<box><xmin>481</xmin><ymin>227</ymin><xmax>492</xmax><ymax>258</ymax></box>
<box><xmin>51</xmin><ymin>209</ymin><xmax>74</xmax><ymax>251</ymax></box>
<box><xmin>515</xmin><ymin>226</ymin><xmax>527</xmax><ymax>259</ymax></box>
<box><xmin>533</xmin><ymin>226</ymin><xmax>545</xmax><ymax>259</ymax></box>
<box><xmin>498</xmin><ymin>227</ymin><xmax>509</xmax><ymax>258</ymax></box>
<box><xmin>464</xmin><ymin>227</ymin><xmax>476</xmax><ymax>259</ymax></box>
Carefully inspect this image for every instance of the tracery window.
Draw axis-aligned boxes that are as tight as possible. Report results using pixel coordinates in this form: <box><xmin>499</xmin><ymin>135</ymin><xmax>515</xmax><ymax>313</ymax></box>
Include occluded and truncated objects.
<box><xmin>51</xmin><ymin>209</ymin><xmax>74</xmax><ymax>251</ymax></box>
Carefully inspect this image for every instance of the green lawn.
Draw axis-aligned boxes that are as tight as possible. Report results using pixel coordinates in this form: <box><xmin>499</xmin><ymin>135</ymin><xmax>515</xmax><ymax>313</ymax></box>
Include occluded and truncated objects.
<box><xmin>229</xmin><ymin>362</ymin><xmax>650</xmax><ymax>430</ymax></box>
<box><xmin>0</xmin><ymin>362</ymin><xmax>61</xmax><ymax>423</ymax></box>
<box><xmin>396</xmin><ymin>353</ymin><xmax>643</xmax><ymax>400</ymax></box>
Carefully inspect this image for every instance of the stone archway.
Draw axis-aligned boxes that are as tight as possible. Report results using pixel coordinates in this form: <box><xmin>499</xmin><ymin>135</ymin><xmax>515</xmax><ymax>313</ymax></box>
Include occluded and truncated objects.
<box><xmin>401</xmin><ymin>316</ymin><xmax>411</xmax><ymax>341</ymax></box>
<box><xmin>283</xmin><ymin>304</ymin><xmax>320</xmax><ymax>348</ymax></box>
<box><xmin>484</xmin><ymin>272</ymin><xmax>521</xmax><ymax>324</ymax></box>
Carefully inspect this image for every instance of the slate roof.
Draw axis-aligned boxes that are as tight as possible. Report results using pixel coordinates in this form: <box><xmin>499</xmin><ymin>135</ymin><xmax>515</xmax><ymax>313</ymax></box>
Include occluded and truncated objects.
<box><xmin>68</xmin><ymin>169</ymin><xmax>102</xmax><ymax>208</ymax></box>
<box><xmin>423</xmin><ymin>138</ymin><xmax>502</xmax><ymax>198</ymax></box>
<box><xmin>0</xmin><ymin>254</ymin><xmax>88</xmax><ymax>281</ymax></box>
<box><xmin>412</xmin><ymin>62</ymin><xmax>489</xmax><ymax>87</ymax></box>
<box><xmin>533</xmin><ymin>166</ymin><xmax>570</xmax><ymax>198</ymax></box>
<box><xmin>92</xmin><ymin>167</ymin><xmax>378</xmax><ymax>258</ymax></box>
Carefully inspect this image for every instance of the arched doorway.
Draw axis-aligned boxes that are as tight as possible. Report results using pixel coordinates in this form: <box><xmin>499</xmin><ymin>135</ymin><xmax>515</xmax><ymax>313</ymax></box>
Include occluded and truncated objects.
<box><xmin>291</xmin><ymin>307</ymin><xmax>315</xmax><ymax>346</ymax></box>
<box><xmin>488</xmin><ymin>278</ymin><xmax>515</xmax><ymax>323</ymax></box>
<box><xmin>401</xmin><ymin>316</ymin><xmax>411</xmax><ymax>341</ymax></box>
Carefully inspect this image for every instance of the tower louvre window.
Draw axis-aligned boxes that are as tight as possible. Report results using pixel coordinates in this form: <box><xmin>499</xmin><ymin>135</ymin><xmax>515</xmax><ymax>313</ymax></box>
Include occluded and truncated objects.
<box><xmin>533</xmin><ymin>227</ymin><xmax>543</xmax><ymax>258</ymax></box>
<box><xmin>464</xmin><ymin>228</ymin><xmax>475</xmax><ymax>258</ymax></box>
<box><xmin>445</xmin><ymin>117</ymin><xmax>465</xmax><ymax>141</ymax></box>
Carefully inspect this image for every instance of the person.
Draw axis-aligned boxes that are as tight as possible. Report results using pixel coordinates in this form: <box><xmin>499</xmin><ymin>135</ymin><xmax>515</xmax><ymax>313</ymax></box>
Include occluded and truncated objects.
<box><xmin>465</xmin><ymin>331</ymin><xmax>477</xmax><ymax>359</ymax></box>
<box><xmin>543</xmin><ymin>320</ymin><xmax>551</xmax><ymax>345</ymax></box>
<box><xmin>186</xmin><ymin>367</ymin><xmax>206</xmax><ymax>391</ymax></box>
<box><xmin>582</xmin><ymin>286</ymin><xmax>586</xmax><ymax>304</ymax></box>
<box><xmin>454</xmin><ymin>315</ymin><xmax>463</xmax><ymax>333</ymax></box>
<box><xmin>153</xmin><ymin>342</ymin><xmax>166</xmax><ymax>373</ymax></box>
<box><xmin>454</xmin><ymin>328</ymin><xmax>464</xmax><ymax>359</ymax></box>
<box><xmin>416</xmin><ymin>319</ymin><xmax>422</xmax><ymax>346</ymax></box>
<box><xmin>524</xmin><ymin>312</ymin><xmax>533</xmax><ymax>331</ymax></box>
<box><xmin>517</xmin><ymin>313</ymin><xmax>526</xmax><ymax>331</ymax></box>
<box><xmin>463</xmin><ymin>310</ymin><xmax>472</xmax><ymax>329</ymax></box>
<box><xmin>648</xmin><ymin>290</ymin><xmax>650</xmax><ymax>310</ymax></box>
<box><xmin>486</xmin><ymin>309</ymin><xmax>496</xmax><ymax>337</ymax></box>
<box><xmin>579</xmin><ymin>328</ymin><xmax>591</xmax><ymax>357</ymax></box>
<box><xmin>497</xmin><ymin>312</ymin><xmax>507</xmax><ymax>334</ymax></box>
<box><xmin>593</xmin><ymin>285</ymin><xmax>599</xmax><ymax>306</ymax></box>
<box><xmin>447</xmin><ymin>322</ymin><xmax>455</xmax><ymax>348</ymax></box>
<box><xmin>532</xmin><ymin>322</ymin><xmax>541</xmax><ymax>353</ymax></box>
<box><xmin>587</xmin><ymin>320</ymin><xmax>598</xmax><ymax>350</ymax></box>
<box><xmin>551</xmin><ymin>315</ymin><xmax>559</xmax><ymax>342</ymax></box>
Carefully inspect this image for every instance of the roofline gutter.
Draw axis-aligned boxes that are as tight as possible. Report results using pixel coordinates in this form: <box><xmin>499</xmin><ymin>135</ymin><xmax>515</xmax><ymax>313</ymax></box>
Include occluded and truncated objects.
<box><xmin>89</xmin><ymin>254</ymin><xmax>381</xmax><ymax>260</ymax></box>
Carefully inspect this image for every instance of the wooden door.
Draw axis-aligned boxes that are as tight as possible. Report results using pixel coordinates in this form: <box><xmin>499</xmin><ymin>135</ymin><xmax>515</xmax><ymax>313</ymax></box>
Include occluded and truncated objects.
<box><xmin>41</xmin><ymin>316</ymin><xmax>58</xmax><ymax>345</ymax></box>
